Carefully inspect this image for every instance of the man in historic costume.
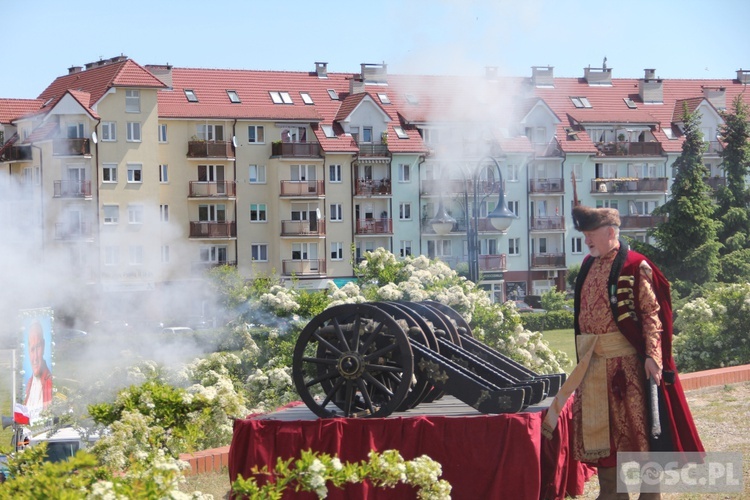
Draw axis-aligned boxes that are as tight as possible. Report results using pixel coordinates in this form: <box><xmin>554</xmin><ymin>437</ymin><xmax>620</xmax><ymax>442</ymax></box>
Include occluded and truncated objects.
<box><xmin>543</xmin><ymin>204</ymin><xmax>703</xmax><ymax>499</ymax></box>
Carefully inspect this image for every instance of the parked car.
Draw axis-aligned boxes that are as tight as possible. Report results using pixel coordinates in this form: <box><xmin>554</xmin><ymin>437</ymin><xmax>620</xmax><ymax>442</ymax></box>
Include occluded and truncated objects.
<box><xmin>513</xmin><ymin>300</ymin><xmax>546</xmax><ymax>313</ymax></box>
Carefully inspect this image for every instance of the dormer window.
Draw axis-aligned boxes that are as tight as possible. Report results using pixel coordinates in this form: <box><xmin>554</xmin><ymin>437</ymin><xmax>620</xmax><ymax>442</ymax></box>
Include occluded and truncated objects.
<box><xmin>322</xmin><ymin>125</ymin><xmax>335</xmax><ymax>138</ymax></box>
<box><xmin>270</xmin><ymin>91</ymin><xmax>293</xmax><ymax>104</ymax></box>
<box><xmin>227</xmin><ymin>90</ymin><xmax>241</xmax><ymax>103</ymax></box>
<box><xmin>394</xmin><ymin>127</ymin><xmax>408</xmax><ymax>139</ymax></box>
<box><xmin>300</xmin><ymin>92</ymin><xmax>314</xmax><ymax>104</ymax></box>
<box><xmin>184</xmin><ymin>89</ymin><xmax>198</xmax><ymax>102</ymax></box>
<box><xmin>570</xmin><ymin>96</ymin><xmax>592</xmax><ymax>108</ymax></box>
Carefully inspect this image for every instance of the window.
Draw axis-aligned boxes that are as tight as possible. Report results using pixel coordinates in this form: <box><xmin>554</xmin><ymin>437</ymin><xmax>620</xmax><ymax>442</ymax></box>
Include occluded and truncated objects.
<box><xmin>250</xmin><ymin>203</ymin><xmax>267</xmax><ymax>222</ymax></box>
<box><xmin>508</xmin><ymin>200</ymin><xmax>519</xmax><ymax>216</ymax></box>
<box><xmin>102</xmin><ymin>163</ymin><xmax>118</xmax><ymax>183</ymax></box>
<box><xmin>362</xmin><ymin>127</ymin><xmax>373</xmax><ymax>143</ymax></box>
<box><xmin>405</xmin><ymin>93</ymin><xmax>419</xmax><ymax>104</ymax></box>
<box><xmin>330</xmin><ymin>203</ymin><xmax>343</xmax><ymax>221</ymax></box>
<box><xmin>572</xmin><ymin>163</ymin><xmax>583</xmax><ymax>181</ymax></box>
<box><xmin>158</xmin><ymin>124</ymin><xmax>167</xmax><ymax>143</ymax></box>
<box><xmin>507</xmin><ymin>164</ymin><xmax>520</xmax><ymax>182</ymax></box>
<box><xmin>400</xmin><ymin>240</ymin><xmax>412</xmax><ymax>258</ymax></box>
<box><xmin>103</xmin><ymin>205</ymin><xmax>119</xmax><ymax>224</ymax></box>
<box><xmin>394</xmin><ymin>126</ymin><xmax>408</xmax><ymax>139</ymax></box>
<box><xmin>198</xmin><ymin>164</ymin><xmax>224</xmax><ymax>182</ymax></box>
<box><xmin>300</xmin><ymin>92</ymin><xmax>313</xmax><ymax>104</ymax></box>
<box><xmin>126</xmin><ymin>122</ymin><xmax>141</xmax><ymax>142</ymax></box>
<box><xmin>538</xmin><ymin>237</ymin><xmax>548</xmax><ymax>254</ymax></box>
<box><xmin>571</xmin><ymin>237</ymin><xmax>583</xmax><ymax>254</ymax></box>
<box><xmin>322</xmin><ymin>125</ymin><xmax>335</xmax><ymax>138</ymax></box>
<box><xmin>330</xmin><ymin>242</ymin><xmax>344</xmax><ymax>261</ymax></box>
<box><xmin>269</xmin><ymin>91</ymin><xmax>293</xmax><ymax>104</ymax></box>
<box><xmin>197</xmin><ymin>124</ymin><xmax>224</xmax><ymax>141</ymax></box>
<box><xmin>161</xmin><ymin>245</ymin><xmax>169</xmax><ymax>263</ymax></box>
<box><xmin>624</xmin><ymin>97</ymin><xmax>637</xmax><ymax>109</ymax></box>
<box><xmin>227</xmin><ymin>90</ymin><xmax>241</xmax><ymax>103</ymax></box>
<box><xmin>248</xmin><ymin>125</ymin><xmax>265</xmax><ymax>143</ymax></box>
<box><xmin>66</xmin><ymin>123</ymin><xmax>84</xmax><ymax>138</ymax></box>
<box><xmin>127</xmin><ymin>163</ymin><xmax>142</xmax><ymax>183</ymax></box>
<box><xmin>570</xmin><ymin>96</ymin><xmax>592</xmax><ymax>108</ymax></box>
<box><xmin>128</xmin><ymin>204</ymin><xmax>144</xmax><ymax>224</ymax></box>
<box><xmin>249</xmin><ymin>165</ymin><xmax>266</xmax><ymax>183</ymax></box>
<box><xmin>329</xmin><ymin>164</ymin><xmax>342</xmax><ymax>182</ymax></box>
<box><xmin>377</xmin><ymin>93</ymin><xmax>391</xmax><ymax>104</ymax></box>
<box><xmin>199</xmin><ymin>204</ymin><xmax>226</xmax><ymax>222</ymax></box>
<box><xmin>160</xmin><ymin>204</ymin><xmax>169</xmax><ymax>222</ymax></box>
<box><xmin>327</xmin><ymin>89</ymin><xmax>339</xmax><ymax>100</ymax></box>
<box><xmin>251</xmin><ymin>244</ymin><xmax>268</xmax><ymax>262</ymax></box>
<box><xmin>104</xmin><ymin>246</ymin><xmax>119</xmax><ymax>266</ymax></box>
<box><xmin>101</xmin><ymin>122</ymin><xmax>116</xmax><ymax>141</ymax></box>
<box><xmin>508</xmin><ymin>237</ymin><xmax>521</xmax><ymax>255</ymax></box>
<box><xmin>200</xmin><ymin>245</ymin><xmax>228</xmax><ymax>264</ymax></box>
<box><xmin>125</xmin><ymin>90</ymin><xmax>140</xmax><ymax>112</ymax></box>
<box><xmin>427</xmin><ymin>239</ymin><xmax>451</xmax><ymax>258</ymax></box>
<box><xmin>282</xmin><ymin>127</ymin><xmax>306</xmax><ymax>143</ymax></box>
<box><xmin>596</xmin><ymin>199</ymin><xmax>619</xmax><ymax>210</ymax></box>
<box><xmin>399</xmin><ymin>202</ymin><xmax>411</xmax><ymax>220</ymax></box>
<box><xmin>398</xmin><ymin>164</ymin><xmax>410</xmax><ymax>182</ymax></box>
<box><xmin>129</xmin><ymin>245</ymin><xmax>144</xmax><ymax>265</ymax></box>
<box><xmin>159</xmin><ymin>164</ymin><xmax>169</xmax><ymax>183</ymax></box>
<box><xmin>184</xmin><ymin>89</ymin><xmax>198</xmax><ymax>102</ymax></box>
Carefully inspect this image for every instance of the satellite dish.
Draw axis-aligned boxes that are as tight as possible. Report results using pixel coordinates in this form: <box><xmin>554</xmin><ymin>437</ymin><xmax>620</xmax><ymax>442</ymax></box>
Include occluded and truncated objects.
<box><xmin>232</xmin><ymin>136</ymin><xmax>238</xmax><ymax>148</ymax></box>
<box><xmin>91</xmin><ymin>131</ymin><xmax>98</xmax><ymax>144</ymax></box>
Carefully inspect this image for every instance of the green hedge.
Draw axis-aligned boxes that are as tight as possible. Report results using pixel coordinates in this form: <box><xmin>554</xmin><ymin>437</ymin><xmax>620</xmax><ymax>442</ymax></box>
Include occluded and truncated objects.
<box><xmin>520</xmin><ymin>310</ymin><xmax>574</xmax><ymax>332</ymax></box>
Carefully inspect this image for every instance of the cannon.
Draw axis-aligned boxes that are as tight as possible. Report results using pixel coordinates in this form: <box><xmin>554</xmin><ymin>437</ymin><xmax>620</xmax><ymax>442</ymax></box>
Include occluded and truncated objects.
<box><xmin>291</xmin><ymin>301</ymin><xmax>567</xmax><ymax>418</ymax></box>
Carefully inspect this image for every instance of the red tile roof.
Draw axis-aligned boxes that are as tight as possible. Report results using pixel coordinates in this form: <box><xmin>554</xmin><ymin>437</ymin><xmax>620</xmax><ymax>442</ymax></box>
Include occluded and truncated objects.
<box><xmin>22</xmin><ymin>121</ymin><xmax>58</xmax><ymax>144</ymax></box>
<box><xmin>0</xmin><ymin>98</ymin><xmax>44</xmax><ymax>124</ymax></box>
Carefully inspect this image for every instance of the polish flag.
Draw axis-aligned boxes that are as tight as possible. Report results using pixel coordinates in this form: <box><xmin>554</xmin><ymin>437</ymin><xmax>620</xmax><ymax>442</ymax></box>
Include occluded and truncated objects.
<box><xmin>13</xmin><ymin>403</ymin><xmax>30</xmax><ymax>425</ymax></box>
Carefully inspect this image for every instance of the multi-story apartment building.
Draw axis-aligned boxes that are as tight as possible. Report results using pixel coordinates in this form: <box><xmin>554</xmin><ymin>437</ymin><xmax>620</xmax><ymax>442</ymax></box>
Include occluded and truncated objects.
<box><xmin>1</xmin><ymin>56</ymin><xmax>748</xmax><ymax>324</ymax></box>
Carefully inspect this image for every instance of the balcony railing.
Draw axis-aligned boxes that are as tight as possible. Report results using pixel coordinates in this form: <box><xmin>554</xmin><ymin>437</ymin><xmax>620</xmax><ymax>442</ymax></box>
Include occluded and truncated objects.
<box><xmin>355</xmin><ymin>218</ymin><xmax>392</xmax><ymax>234</ymax></box>
<box><xmin>55</xmin><ymin>222</ymin><xmax>93</xmax><ymax>240</ymax></box>
<box><xmin>53</xmin><ymin>138</ymin><xmax>91</xmax><ymax>156</ymax></box>
<box><xmin>531</xmin><ymin>253</ymin><xmax>566</xmax><ymax>268</ymax></box>
<box><xmin>355</xmin><ymin>178</ymin><xmax>392</xmax><ymax>196</ymax></box>
<box><xmin>189</xmin><ymin>221</ymin><xmax>236</xmax><ymax>238</ymax></box>
<box><xmin>280</xmin><ymin>180</ymin><xmax>325</xmax><ymax>196</ymax></box>
<box><xmin>529</xmin><ymin>178</ymin><xmax>564</xmax><ymax>193</ymax></box>
<box><xmin>436</xmin><ymin>254</ymin><xmax>508</xmax><ymax>273</ymax></box>
<box><xmin>420</xmin><ymin>179</ymin><xmax>504</xmax><ymax>195</ymax></box>
<box><xmin>0</xmin><ymin>145</ymin><xmax>32</xmax><ymax>162</ymax></box>
<box><xmin>705</xmin><ymin>141</ymin><xmax>723</xmax><ymax>155</ymax></box>
<box><xmin>619</xmin><ymin>215</ymin><xmax>667</xmax><ymax>229</ymax></box>
<box><xmin>271</xmin><ymin>142</ymin><xmax>322</xmax><ymax>158</ymax></box>
<box><xmin>282</xmin><ymin>259</ymin><xmax>326</xmax><ymax>276</ymax></box>
<box><xmin>189</xmin><ymin>181</ymin><xmax>236</xmax><ymax>197</ymax></box>
<box><xmin>187</xmin><ymin>141</ymin><xmax>234</xmax><ymax>158</ymax></box>
<box><xmin>531</xmin><ymin>139</ymin><xmax>562</xmax><ymax>157</ymax></box>
<box><xmin>421</xmin><ymin>216</ymin><xmax>508</xmax><ymax>234</ymax></box>
<box><xmin>53</xmin><ymin>180</ymin><xmax>92</xmax><ymax>198</ymax></box>
<box><xmin>591</xmin><ymin>177</ymin><xmax>668</xmax><ymax>193</ymax></box>
<box><xmin>595</xmin><ymin>141</ymin><xmax>663</xmax><ymax>157</ymax></box>
<box><xmin>530</xmin><ymin>216</ymin><xmax>565</xmax><ymax>231</ymax></box>
<box><xmin>281</xmin><ymin>219</ymin><xmax>326</xmax><ymax>236</ymax></box>
<box><xmin>357</xmin><ymin>143</ymin><xmax>389</xmax><ymax>157</ymax></box>
<box><xmin>704</xmin><ymin>176</ymin><xmax>726</xmax><ymax>191</ymax></box>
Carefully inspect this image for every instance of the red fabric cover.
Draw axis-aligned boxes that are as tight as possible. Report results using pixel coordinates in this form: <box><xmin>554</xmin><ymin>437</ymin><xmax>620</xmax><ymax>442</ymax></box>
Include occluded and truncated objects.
<box><xmin>229</xmin><ymin>399</ymin><xmax>594</xmax><ymax>499</ymax></box>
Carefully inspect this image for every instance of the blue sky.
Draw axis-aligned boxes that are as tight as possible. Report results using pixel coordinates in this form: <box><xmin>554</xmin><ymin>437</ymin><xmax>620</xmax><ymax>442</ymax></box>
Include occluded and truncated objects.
<box><xmin>2</xmin><ymin>0</ymin><xmax>748</xmax><ymax>99</ymax></box>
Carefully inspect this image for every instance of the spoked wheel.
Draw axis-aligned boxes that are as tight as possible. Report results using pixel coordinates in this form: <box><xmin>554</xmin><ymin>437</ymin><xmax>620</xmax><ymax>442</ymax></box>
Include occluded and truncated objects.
<box><xmin>292</xmin><ymin>303</ymin><xmax>414</xmax><ymax>418</ymax></box>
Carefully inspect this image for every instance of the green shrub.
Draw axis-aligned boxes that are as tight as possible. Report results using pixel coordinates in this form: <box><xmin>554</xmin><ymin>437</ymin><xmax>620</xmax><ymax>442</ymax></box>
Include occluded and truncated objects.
<box><xmin>520</xmin><ymin>310</ymin><xmax>573</xmax><ymax>332</ymax></box>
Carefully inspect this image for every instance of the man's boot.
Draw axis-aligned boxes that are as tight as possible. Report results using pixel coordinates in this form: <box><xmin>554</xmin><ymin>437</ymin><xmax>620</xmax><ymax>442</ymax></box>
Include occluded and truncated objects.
<box><xmin>596</xmin><ymin>467</ymin><xmax>629</xmax><ymax>500</ymax></box>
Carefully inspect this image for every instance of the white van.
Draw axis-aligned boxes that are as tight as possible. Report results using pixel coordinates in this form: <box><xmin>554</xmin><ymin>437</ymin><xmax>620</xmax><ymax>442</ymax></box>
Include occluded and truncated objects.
<box><xmin>29</xmin><ymin>427</ymin><xmax>99</xmax><ymax>462</ymax></box>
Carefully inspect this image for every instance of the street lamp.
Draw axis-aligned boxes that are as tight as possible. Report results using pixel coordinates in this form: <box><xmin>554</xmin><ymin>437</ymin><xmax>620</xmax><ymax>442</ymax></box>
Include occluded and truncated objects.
<box><xmin>430</xmin><ymin>156</ymin><xmax>516</xmax><ymax>283</ymax></box>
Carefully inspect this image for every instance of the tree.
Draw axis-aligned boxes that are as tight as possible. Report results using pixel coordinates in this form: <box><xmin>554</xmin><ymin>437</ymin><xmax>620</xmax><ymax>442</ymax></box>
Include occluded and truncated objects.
<box><xmin>650</xmin><ymin>104</ymin><xmax>721</xmax><ymax>291</ymax></box>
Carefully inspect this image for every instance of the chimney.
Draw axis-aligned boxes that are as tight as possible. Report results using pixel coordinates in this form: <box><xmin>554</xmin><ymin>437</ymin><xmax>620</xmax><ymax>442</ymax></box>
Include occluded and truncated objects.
<box><xmin>531</xmin><ymin>66</ymin><xmax>554</xmax><ymax>87</ymax></box>
<box><xmin>349</xmin><ymin>76</ymin><xmax>365</xmax><ymax>95</ymax></box>
<box><xmin>145</xmin><ymin>64</ymin><xmax>173</xmax><ymax>88</ymax></box>
<box><xmin>736</xmin><ymin>69</ymin><xmax>750</xmax><ymax>85</ymax></box>
<box><xmin>68</xmin><ymin>66</ymin><xmax>83</xmax><ymax>75</ymax></box>
<box><xmin>315</xmin><ymin>62</ymin><xmax>328</xmax><ymax>78</ymax></box>
<box><xmin>702</xmin><ymin>86</ymin><xmax>726</xmax><ymax>110</ymax></box>
<box><xmin>360</xmin><ymin>63</ymin><xmax>388</xmax><ymax>85</ymax></box>
<box><xmin>639</xmin><ymin>69</ymin><xmax>663</xmax><ymax>104</ymax></box>
<box><xmin>583</xmin><ymin>65</ymin><xmax>612</xmax><ymax>85</ymax></box>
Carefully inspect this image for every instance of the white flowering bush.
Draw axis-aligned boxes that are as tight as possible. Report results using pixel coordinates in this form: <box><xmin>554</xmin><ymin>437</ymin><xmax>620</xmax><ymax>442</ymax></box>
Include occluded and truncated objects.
<box><xmin>673</xmin><ymin>282</ymin><xmax>750</xmax><ymax>372</ymax></box>
<box><xmin>259</xmin><ymin>285</ymin><xmax>301</xmax><ymax>316</ymax></box>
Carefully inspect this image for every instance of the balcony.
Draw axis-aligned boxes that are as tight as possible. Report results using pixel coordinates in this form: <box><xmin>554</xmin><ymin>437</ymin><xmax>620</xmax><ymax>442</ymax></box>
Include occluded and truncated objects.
<box><xmin>620</xmin><ymin>215</ymin><xmax>667</xmax><ymax>229</ymax></box>
<box><xmin>281</xmin><ymin>219</ymin><xmax>326</xmax><ymax>236</ymax></box>
<box><xmin>355</xmin><ymin>178</ymin><xmax>392</xmax><ymax>196</ymax></box>
<box><xmin>187</xmin><ymin>141</ymin><xmax>234</xmax><ymax>159</ymax></box>
<box><xmin>0</xmin><ymin>145</ymin><xmax>32</xmax><ymax>162</ymax></box>
<box><xmin>531</xmin><ymin>139</ymin><xmax>562</xmax><ymax>157</ymax></box>
<box><xmin>357</xmin><ymin>143</ymin><xmax>389</xmax><ymax>157</ymax></box>
<box><xmin>189</xmin><ymin>181</ymin><xmax>237</xmax><ymax>198</ymax></box>
<box><xmin>530</xmin><ymin>216</ymin><xmax>565</xmax><ymax>231</ymax></box>
<box><xmin>436</xmin><ymin>254</ymin><xmax>508</xmax><ymax>273</ymax></box>
<box><xmin>529</xmin><ymin>178</ymin><xmax>563</xmax><ymax>194</ymax></box>
<box><xmin>53</xmin><ymin>138</ymin><xmax>91</xmax><ymax>156</ymax></box>
<box><xmin>595</xmin><ymin>141</ymin><xmax>663</xmax><ymax>157</ymax></box>
<box><xmin>591</xmin><ymin>177</ymin><xmax>668</xmax><ymax>194</ymax></box>
<box><xmin>704</xmin><ymin>176</ymin><xmax>726</xmax><ymax>191</ymax></box>
<box><xmin>280</xmin><ymin>180</ymin><xmax>325</xmax><ymax>197</ymax></box>
<box><xmin>271</xmin><ymin>142</ymin><xmax>322</xmax><ymax>158</ymax></box>
<box><xmin>53</xmin><ymin>180</ymin><xmax>92</xmax><ymax>198</ymax></box>
<box><xmin>189</xmin><ymin>221</ymin><xmax>236</xmax><ymax>238</ymax></box>
<box><xmin>355</xmin><ymin>218</ymin><xmax>392</xmax><ymax>235</ymax></box>
<box><xmin>421</xmin><ymin>216</ymin><xmax>508</xmax><ymax>234</ymax></box>
<box><xmin>191</xmin><ymin>260</ymin><xmax>237</xmax><ymax>274</ymax></box>
<box><xmin>282</xmin><ymin>259</ymin><xmax>326</xmax><ymax>276</ymax></box>
<box><xmin>531</xmin><ymin>253</ymin><xmax>566</xmax><ymax>268</ymax></box>
<box><xmin>705</xmin><ymin>141</ymin><xmax>723</xmax><ymax>155</ymax></box>
<box><xmin>55</xmin><ymin>222</ymin><xmax>93</xmax><ymax>240</ymax></box>
<box><xmin>420</xmin><ymin>179</ymin><xmax>503</xmax><ymax>195</ymax></box>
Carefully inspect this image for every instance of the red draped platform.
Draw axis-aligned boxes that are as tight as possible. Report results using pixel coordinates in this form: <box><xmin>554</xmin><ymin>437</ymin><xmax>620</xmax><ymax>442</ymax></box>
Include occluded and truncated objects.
<box><xmin>229</xmin><ymin>396</ymin><xmax>594</xmax><ymax>499</ymax></box>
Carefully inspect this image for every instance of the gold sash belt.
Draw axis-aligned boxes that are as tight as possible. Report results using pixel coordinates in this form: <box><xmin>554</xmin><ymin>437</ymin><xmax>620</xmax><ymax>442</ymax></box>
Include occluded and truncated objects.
<box><xmin>542</xmin><ymin>332</ymin><xmax>636</xmax><ymax>459</ymax></box>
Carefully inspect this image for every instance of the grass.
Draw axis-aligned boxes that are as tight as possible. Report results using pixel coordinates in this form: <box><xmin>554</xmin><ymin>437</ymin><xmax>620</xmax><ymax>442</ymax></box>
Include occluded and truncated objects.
<box><xmin>542</xmin><ymin>328</ymin><xmax>576</xmax><ymax>373</ymax></box>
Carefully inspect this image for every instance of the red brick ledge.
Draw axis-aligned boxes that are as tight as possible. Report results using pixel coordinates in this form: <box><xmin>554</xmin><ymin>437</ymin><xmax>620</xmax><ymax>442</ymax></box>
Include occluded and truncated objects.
<box><xmin>180</xmin><ymin>365</ymin><xmax>750</xmax><ymax>476</ymax></box>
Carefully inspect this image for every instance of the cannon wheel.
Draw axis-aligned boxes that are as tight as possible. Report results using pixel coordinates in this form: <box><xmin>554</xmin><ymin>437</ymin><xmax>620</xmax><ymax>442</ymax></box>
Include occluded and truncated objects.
<box><xmin>292</xmin><ymin>303</ymin><xmax>414</xmax><ymax>418</ymax></box>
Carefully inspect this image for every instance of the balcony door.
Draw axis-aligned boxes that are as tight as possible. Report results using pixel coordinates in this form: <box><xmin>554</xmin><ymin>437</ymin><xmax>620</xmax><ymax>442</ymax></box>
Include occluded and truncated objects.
<box><xmin>66</xmin><ymin>123</ymin><xmax>84</xmax><ymax>138</ymax></box>
<box><xmin>68</xmin><ymin>166</ymin><xmax>86</xmax><ymax>195</ymax></box>
<box><xmin>292</xmin><ymin>243</ymin><xmax>318</xmax><ymax>271</ymax></box>
<box><xmin>198</xmin><ymin>165</ymin><xmax>225</xmax><ymax>194</ymax></box>
<box><xmin>200</xmin><ymin>245</ymin><xmax>227</xmax><ymax>264</ymax></box>
<box><xmin>291</xmin><ymin>203</ymin><xmax>319</xmax><ymax>232</ymax></box>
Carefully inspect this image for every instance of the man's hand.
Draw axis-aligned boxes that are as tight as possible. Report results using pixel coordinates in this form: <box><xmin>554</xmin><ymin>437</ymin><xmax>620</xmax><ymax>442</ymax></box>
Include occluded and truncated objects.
<box><xmin>645</xmin><ymin>357</ymin><xmax>662</xmax><ymax>385</ymax></box>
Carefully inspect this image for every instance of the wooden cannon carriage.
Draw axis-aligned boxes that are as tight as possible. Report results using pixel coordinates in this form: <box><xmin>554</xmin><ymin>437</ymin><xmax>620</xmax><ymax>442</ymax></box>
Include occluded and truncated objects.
<box><xmin>291</xmin><ymin>301</ymin><xmax>566</xmax><ymax>418</ymax></box>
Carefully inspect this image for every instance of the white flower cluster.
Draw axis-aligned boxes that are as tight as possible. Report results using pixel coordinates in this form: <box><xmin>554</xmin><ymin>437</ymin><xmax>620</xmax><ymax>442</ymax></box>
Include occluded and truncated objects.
<box><xmin>326</xmin><ymin>281</ymin><xmax>367</xmax><ymax>308</ymax></box>
<box><xmin>259</xmin><ymin>285</ymin><xmax>300</xmax><ymax>314</ymax></box>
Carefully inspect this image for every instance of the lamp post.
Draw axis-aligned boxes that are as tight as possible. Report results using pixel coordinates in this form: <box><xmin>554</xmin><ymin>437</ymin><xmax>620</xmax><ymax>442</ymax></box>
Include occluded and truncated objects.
<box><xmin>430</xmin><ymin>157</ymin><xmax>516</xmax><ymax>284</ymax></box>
